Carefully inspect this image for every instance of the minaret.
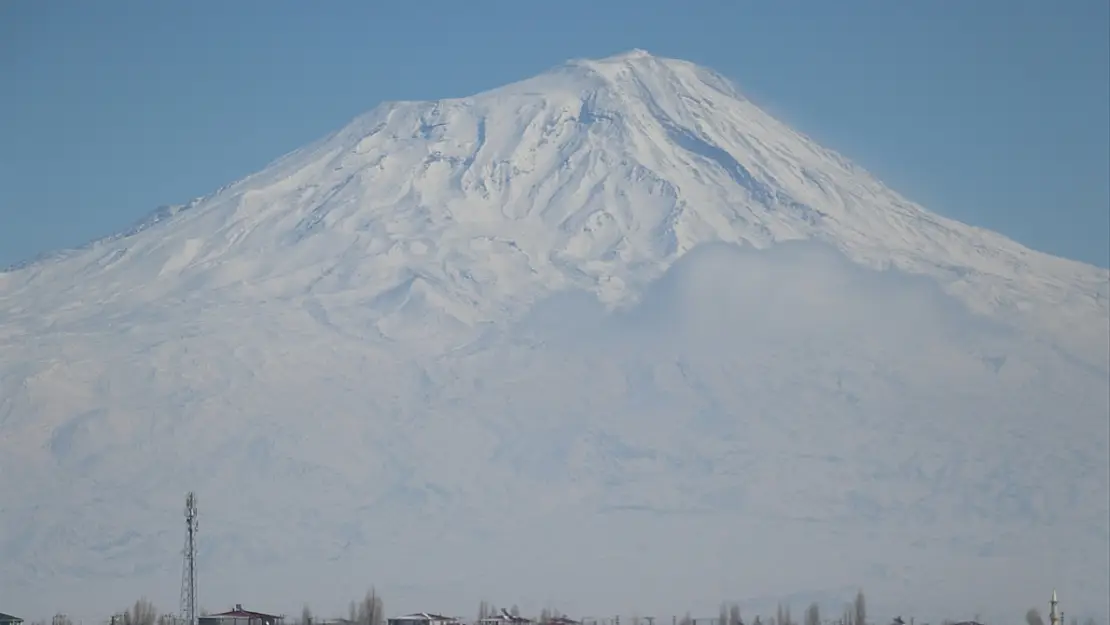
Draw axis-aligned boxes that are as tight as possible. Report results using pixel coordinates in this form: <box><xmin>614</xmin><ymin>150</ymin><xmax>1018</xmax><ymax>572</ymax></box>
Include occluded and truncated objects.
<box><xmin>1049</xmin><ymin>590</ymin><xmax>1059</xmax><ymax>625</ymax></box>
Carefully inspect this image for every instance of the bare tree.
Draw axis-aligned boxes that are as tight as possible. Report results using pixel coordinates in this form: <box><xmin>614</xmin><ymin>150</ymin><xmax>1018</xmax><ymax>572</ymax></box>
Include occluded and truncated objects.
<box><xmin>123</xmin><ymin>599</ymin><xmax>158</xmax><ymax>625</ymax></box>
<box><xmin>730</xmin><ymin>604</ymin><xmax>743</xmax><ymax>625</ymax></box>
<box><xmin>353</xmin><ymin>588</ymin><xmax>384</xmax><ymax>625</ymax></box>
<box><xmin>853</xmin><ymin>591</ymin><xmax>866</xmax><ymax>625</ymax></box>
<box><xmin>1027</xmin><ymin>610</ymin><xmax>1046</xmax><ymax>625</ymax></box>
<box><xmin>804</xmin><ymin>604</ymin><xmax>820</xmax><ymax>625</ymax></box>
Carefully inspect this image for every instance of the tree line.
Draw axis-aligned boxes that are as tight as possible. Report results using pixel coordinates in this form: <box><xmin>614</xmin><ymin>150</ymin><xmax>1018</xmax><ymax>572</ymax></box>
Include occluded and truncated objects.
<box><xmin>25</xmin><ymin>588</ymin><xmax>1105</xmax><ymax>625</ymax></box>
<box><xmin>710</xmin><ymin>589</ymin><xmax>866</xmax><ymax>625</ymax></box>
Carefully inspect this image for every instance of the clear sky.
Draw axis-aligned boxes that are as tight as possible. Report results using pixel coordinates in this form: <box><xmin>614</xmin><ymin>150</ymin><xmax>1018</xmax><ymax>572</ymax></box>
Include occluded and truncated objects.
<box><xmin>1</xmin><ymin>0</ymin><xmax>1107</xmax><ymax>268</ymax></box>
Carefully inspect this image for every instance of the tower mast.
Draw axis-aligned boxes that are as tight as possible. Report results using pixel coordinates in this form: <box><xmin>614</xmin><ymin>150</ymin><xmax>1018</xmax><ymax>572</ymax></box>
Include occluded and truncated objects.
<box><xmin>180</xmin><ymin>492</ymin><xmax>198</xmax><ymax>625</ymax></box>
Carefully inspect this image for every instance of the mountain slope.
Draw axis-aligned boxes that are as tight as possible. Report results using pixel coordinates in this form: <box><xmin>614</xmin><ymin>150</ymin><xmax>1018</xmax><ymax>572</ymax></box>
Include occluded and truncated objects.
<box><xmin>0</xmin><ymin>50</ymin><xmax>1107</xmax><ymax>621</ymax></box>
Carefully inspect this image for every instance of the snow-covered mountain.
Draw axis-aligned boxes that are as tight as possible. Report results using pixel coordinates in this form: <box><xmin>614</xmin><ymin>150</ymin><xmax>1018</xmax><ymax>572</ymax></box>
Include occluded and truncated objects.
<box><xmin>1</xmin><ymin>50</ymin><xmax>1107</xmax><ymax>622</ymax></box>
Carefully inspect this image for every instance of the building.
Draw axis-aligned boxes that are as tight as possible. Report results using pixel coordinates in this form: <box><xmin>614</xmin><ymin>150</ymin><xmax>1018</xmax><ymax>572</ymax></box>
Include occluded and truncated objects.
<box><xmin>0</xmin><ymin>613</ymin><xmax>23</xmax><ymax>625</ymax></box>
<box><xmin>199</xmin><ymin>605</ymin><xmax>284</xmax><ymax>625</ymax></box>
<box><xmin>388</xmin><ymin>613</ymin><xmax>460</xmax><ymax>625</ymax></box>
<box><xmin>479</xmin><ymin>610</ymin><xmax>532</xmax><ymax>625</ymax></box>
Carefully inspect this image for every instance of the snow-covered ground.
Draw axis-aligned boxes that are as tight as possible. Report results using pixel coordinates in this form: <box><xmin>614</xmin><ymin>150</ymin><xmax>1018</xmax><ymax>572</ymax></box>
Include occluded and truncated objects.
<box><xmin>0</xmin><ymin>50</ymin><xmax>1106</xmax><ymax>624</ymax></box>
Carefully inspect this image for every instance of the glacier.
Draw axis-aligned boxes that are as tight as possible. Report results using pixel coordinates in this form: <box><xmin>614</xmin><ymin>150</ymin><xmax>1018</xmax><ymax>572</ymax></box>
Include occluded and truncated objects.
<box><xmin>0</xmin><ymin>50</ymin><xmax>1107</xmax><ymax>623</ymax></box>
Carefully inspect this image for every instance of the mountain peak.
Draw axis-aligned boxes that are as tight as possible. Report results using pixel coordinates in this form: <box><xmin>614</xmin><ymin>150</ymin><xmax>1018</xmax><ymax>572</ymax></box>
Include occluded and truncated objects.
<box><xmin>479</xmin><ymin>49</ymin><xmax>740</xmax><ymax>107</ymax></box>
<box><xmin>608</xmin><ymin>47</ymin><xmax>655</xmax><ymax>59</ymax></box>
<box><xmin>575</xmin><ymin>48</ymin><xmax>663</xmax><ymax>65</ymax></box>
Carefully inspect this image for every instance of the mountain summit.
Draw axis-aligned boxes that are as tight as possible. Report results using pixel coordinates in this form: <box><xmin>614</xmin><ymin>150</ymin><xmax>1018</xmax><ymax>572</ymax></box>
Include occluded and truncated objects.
<box><xmin>1</xmin><ymin>52</ymin><xmax>1107</xmax><ymax>618</ymax></box>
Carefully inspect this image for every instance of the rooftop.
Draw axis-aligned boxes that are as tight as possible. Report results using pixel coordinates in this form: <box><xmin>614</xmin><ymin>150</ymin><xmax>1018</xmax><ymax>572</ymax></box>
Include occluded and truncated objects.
<box><xmin>209</xmin><ymin>605</ymin><xmax>283</xmax><ymax>620</ymax></box>
<box><xmin>478</xmin><ymin>611</ymin><xmax>532</xmax><ymax>624</ymax></box>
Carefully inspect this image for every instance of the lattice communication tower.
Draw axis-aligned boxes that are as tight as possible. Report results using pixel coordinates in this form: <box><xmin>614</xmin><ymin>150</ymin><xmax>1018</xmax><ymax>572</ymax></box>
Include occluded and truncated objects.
<box><xmin>180</xmin><ymin>491</ymin><xmax>198</xmax><ymax>625</ymax></box>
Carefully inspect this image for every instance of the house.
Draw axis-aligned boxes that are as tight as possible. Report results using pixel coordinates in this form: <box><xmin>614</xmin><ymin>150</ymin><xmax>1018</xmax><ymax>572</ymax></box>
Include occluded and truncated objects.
<box><xmin>199</xmin><ymin>605</ymin><xmax>283</xmax><ymax>625</ymax></box>
<box><xmin>387</xmin><ymin>614</ymin><xmax>460</xmax><ymax>625</ymax></box>
<box><xmin>0</xmin><ymin>613</ymin><xmax>23</xmax><ymax>625</ymax></box>
<box><xmin>479</xmin><ymin>610</ymin><xmax>532</xmax><ymax>625</ymax></box>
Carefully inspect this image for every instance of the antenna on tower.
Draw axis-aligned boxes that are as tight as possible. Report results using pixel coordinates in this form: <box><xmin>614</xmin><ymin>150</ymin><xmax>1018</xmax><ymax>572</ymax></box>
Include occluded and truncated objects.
<box><xmin>180</xmin><ymin>492</ymin><xmax>198</xmax><ymax>625</ymax></box>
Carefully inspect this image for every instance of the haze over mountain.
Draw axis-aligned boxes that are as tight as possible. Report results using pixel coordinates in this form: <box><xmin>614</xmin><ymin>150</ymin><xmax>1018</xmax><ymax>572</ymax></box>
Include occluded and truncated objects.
<box><xmin>1</xmin><ymin>50</ymin><xmax>1106</xmax><ymax>622</ymax></box>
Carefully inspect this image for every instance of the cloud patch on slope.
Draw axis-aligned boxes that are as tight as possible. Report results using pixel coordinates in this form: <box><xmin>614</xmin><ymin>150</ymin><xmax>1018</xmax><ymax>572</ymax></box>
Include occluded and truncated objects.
<box><xmin>515</xmin><ymin>239</ymin><xmax>1011</xmax><ymax>352</ymax></box>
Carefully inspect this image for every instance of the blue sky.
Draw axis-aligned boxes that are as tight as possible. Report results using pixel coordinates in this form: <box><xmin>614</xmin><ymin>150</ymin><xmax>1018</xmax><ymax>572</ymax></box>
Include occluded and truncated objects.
<box><xmin>1</xmin><ymin>0</ymin><xmax>1107</xmax><ymax>268</ymax></box>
